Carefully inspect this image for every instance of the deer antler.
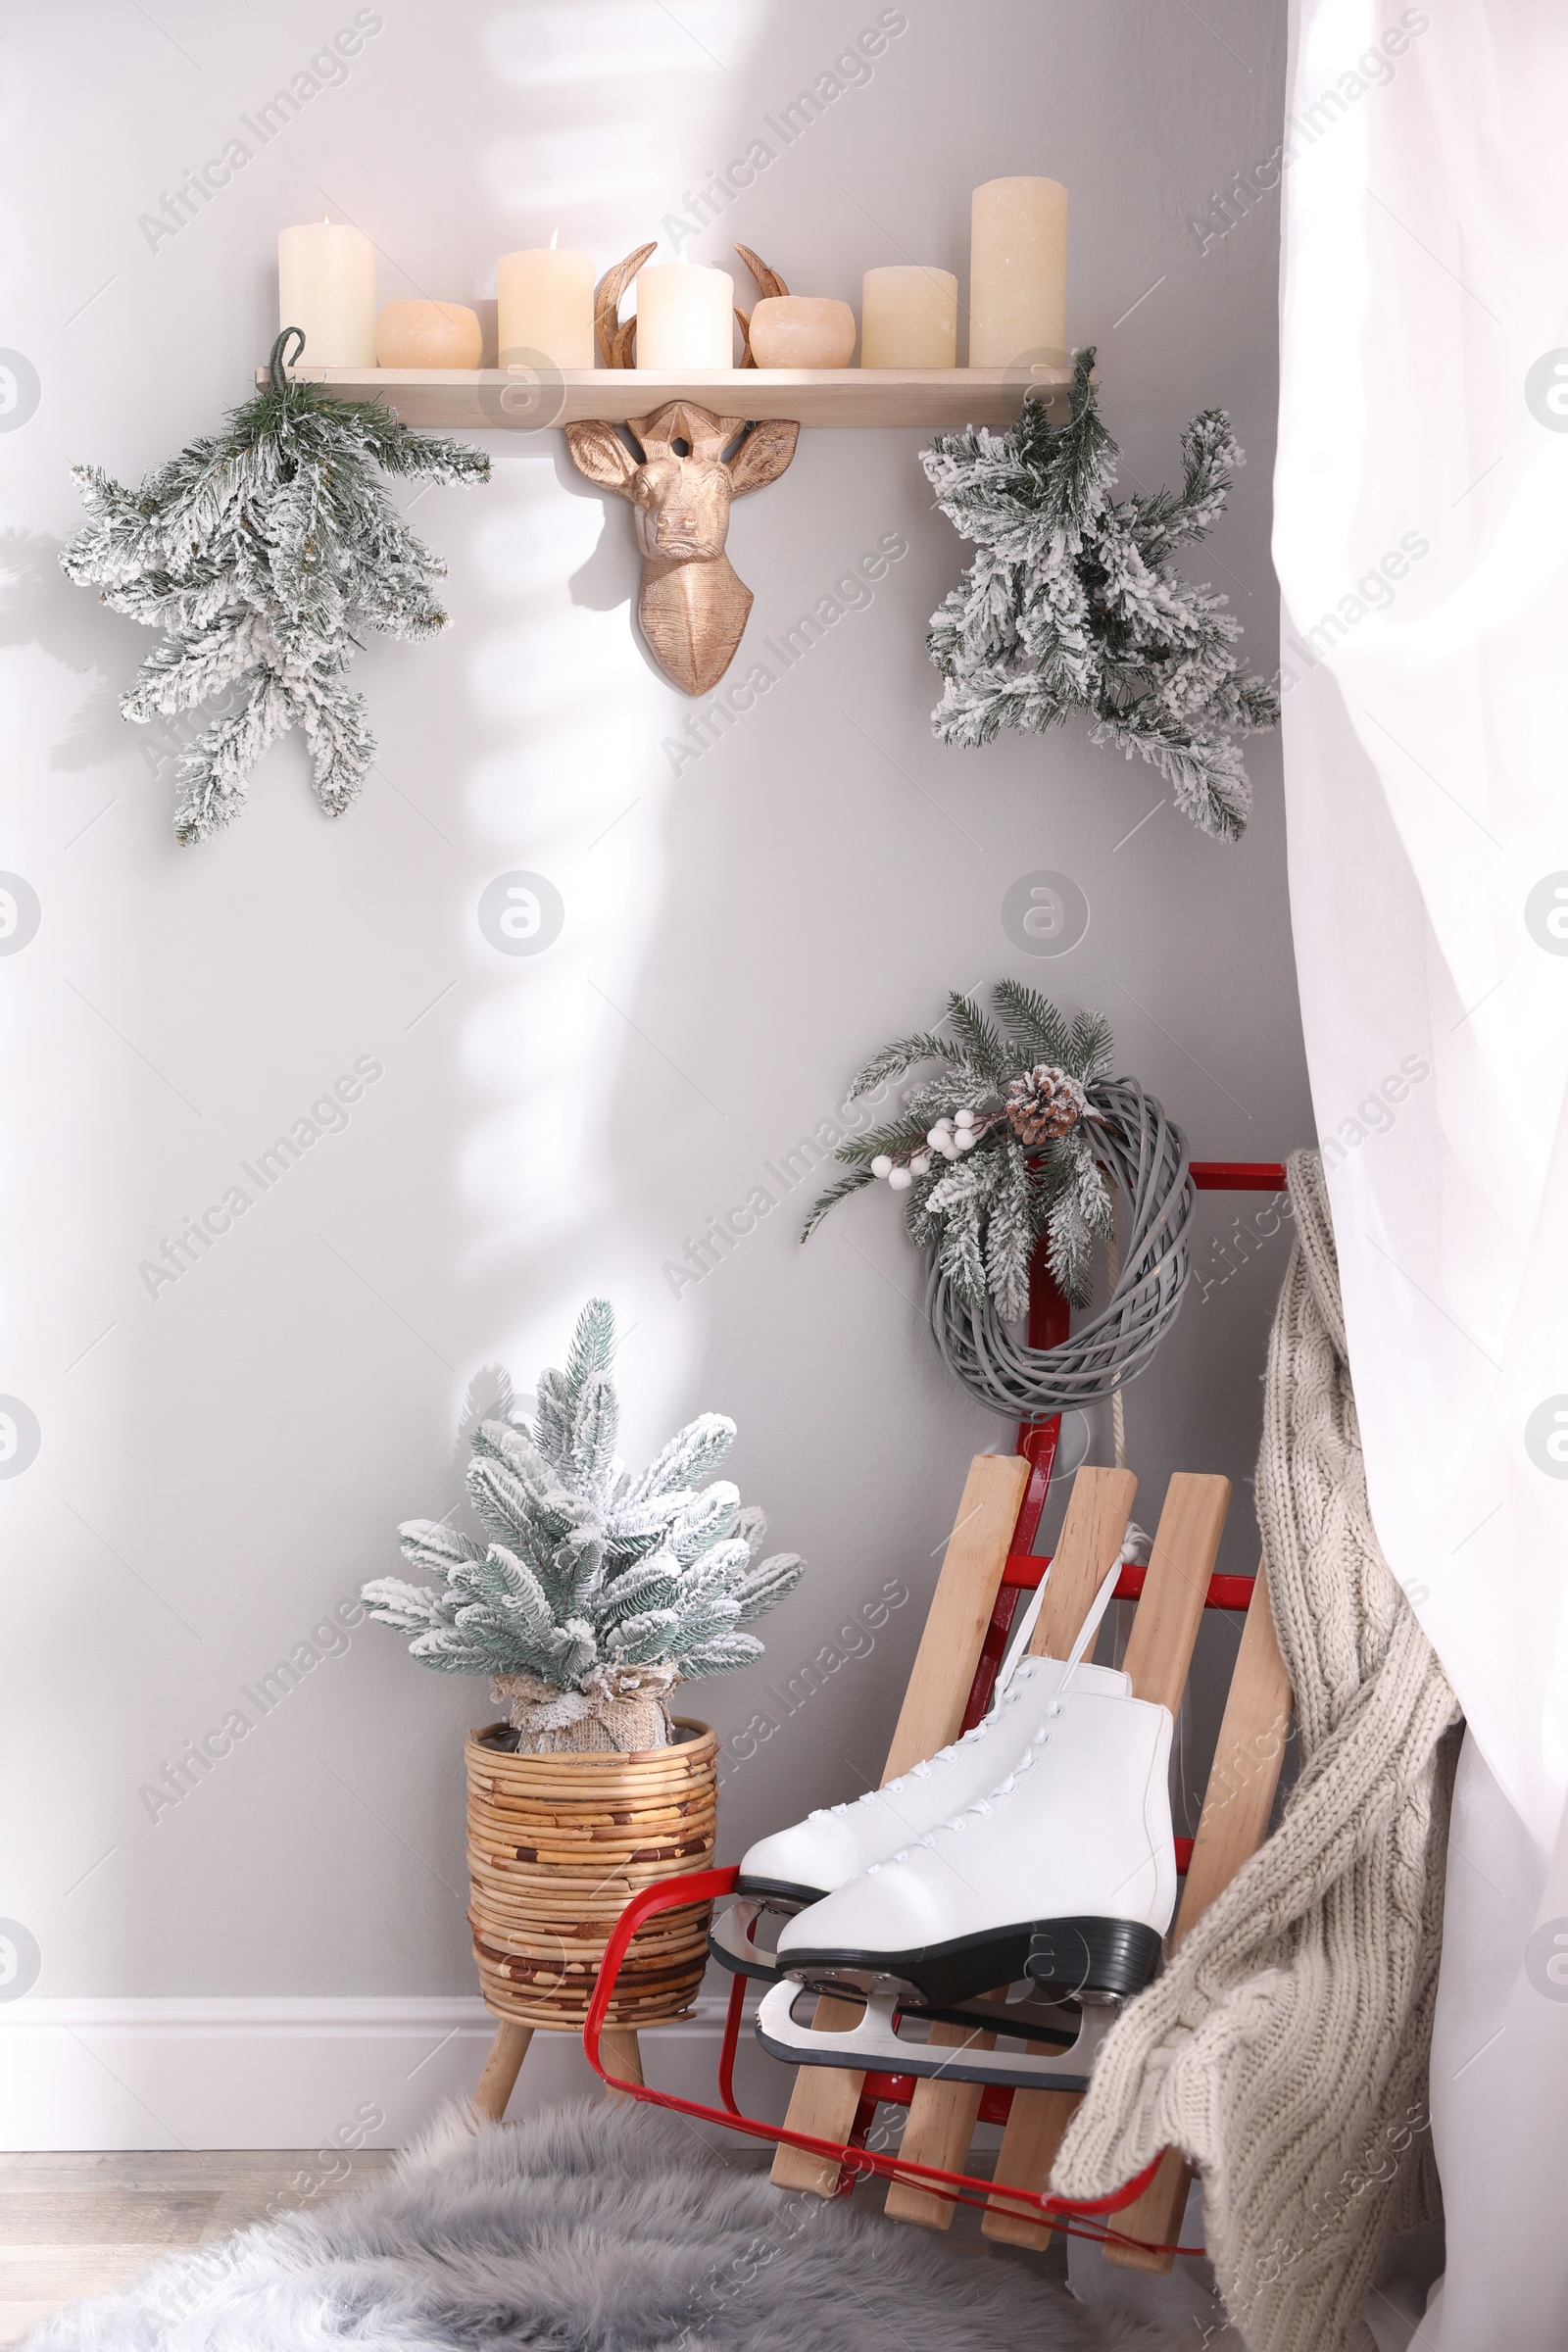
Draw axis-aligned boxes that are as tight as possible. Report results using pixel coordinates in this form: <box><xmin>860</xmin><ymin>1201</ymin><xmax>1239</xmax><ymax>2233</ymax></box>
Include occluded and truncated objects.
<box><xmin>593</xmin><ymin>244</ymin><xmax>657</xmax><ymax>368</ymax></box>
<box><xmin>736</xmin><ymin>246</ymin><xmax>790</xmax><ymax>302</ymax></box>
<box><xmin>734</xmin><ymin>247</ymin><xmax>790</xmax><ymax>369</ymax></box>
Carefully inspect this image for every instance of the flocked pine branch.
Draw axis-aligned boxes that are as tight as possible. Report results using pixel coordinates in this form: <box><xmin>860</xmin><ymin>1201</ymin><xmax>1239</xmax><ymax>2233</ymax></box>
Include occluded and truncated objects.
<box><xmin>922</xmin><ymin>348</ymin><xmax>1277</xmax><ymax>841</ymax></box>
<box><xmin>805</xmin><ymin>984</ymin><xmax>1117</xmax><ymax>1318</ymax></box>
<box><xmin>362</xmin><ymin>1298</ymin><xmax>803</xmax><ymax>1693</ymax></box>
<box><xmin>60</xmin><ymin>333</ymin><xmax>490</xmax><ymax>845</ymax></box>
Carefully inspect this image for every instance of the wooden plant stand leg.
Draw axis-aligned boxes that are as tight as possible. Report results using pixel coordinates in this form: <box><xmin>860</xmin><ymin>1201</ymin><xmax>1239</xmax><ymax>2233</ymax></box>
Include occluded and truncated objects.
<box><xmin>472</xmin><ymin>2019</ymin><xmax>647</xmax><ymax>2119</ymax></box>
<box><xmin>770</xmin><ymin>1451</ymin><xmax>1032</xmax><ymax>2194</ymax></box>
<box><xmin>884</xmin><ymin>1469</ymin><xmax>1141</xmax><ymax>2231</ymax></box>
<box><xmin>1102</xmin><ymin>1564</ymin><xmax>1291</xmax><ymax>2274</ymax></box>
<box><xmin>472</xmin><ymin>2019</ymin><xmax>533</xmax><ymax>2123</ymax></box>
<box><xmin>600</xmin><ymin>2026</ymin><xmax>645</xmax><ymax>2097</ymax></box>
<box><xmin>982</xmin><ymin>1471</ymin><xmax>1230</xmax><ymax>2244</ymax></box>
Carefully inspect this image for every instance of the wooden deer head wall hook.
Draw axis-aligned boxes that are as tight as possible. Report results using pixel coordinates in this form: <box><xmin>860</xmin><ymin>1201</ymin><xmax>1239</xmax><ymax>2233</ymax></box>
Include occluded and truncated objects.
<box><xmin>563</xmin><ymin>247</ymin><xmax>800</xmax><ymax>697</ymax></box>
<box><xmin>565</xmin><ymin>403</ymin><xmax>797</xmax><ymax>695</ymax></box>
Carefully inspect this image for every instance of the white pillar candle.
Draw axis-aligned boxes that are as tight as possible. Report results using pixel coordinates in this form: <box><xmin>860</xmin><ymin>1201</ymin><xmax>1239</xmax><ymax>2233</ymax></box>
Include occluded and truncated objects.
<box><xmin>497</xmin><ymin>248</ymin><xmax>596</xmax><ymax>368</ymax></box>
<box><xmin>277</xmin><ymin>220</ymin><xmax>375</xmax><ymax>368</ymax></box>
<box><xmin>635</xmin><ymin>262</ymin><xmax>734</xmax><ymax>369</ymax></box>
<box><xmin>968</xmin><ymin>176</ymin><xmax>1067</xmax><ymax>368</ymax></box>
<box><xmin>859</xmin><ymin>267</ymin><xmax>957</xmax><ymax>368</ymax></box>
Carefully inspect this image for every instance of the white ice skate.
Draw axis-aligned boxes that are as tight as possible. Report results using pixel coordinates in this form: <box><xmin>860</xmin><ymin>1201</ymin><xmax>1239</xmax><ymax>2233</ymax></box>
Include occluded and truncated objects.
<box><xmin>754</xmin><ymin>1558</ymin><xmax>1176</xmax><ymax>2090</ymax></box>
<box><xmin>738</xmin><ymin>1655</ymin><xmax>1130</xmax><ymax>1897</ymax></box>
<box><xmin>712</xmin><ymin>1528</ymin><xmax>1150</xmax><ymax>1984</ymax></box>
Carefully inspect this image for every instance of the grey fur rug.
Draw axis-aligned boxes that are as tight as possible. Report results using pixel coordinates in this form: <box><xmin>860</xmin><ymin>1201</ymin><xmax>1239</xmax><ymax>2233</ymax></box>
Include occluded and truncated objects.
<box><xmin>25</xmin><ymin>2098</ymin><xmax>1167</xmax><ymax>2351</ymax></box>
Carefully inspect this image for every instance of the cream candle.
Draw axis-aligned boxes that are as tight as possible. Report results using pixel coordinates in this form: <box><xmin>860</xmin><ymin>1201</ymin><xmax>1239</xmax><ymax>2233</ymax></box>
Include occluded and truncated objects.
<box><xmin>376</xmin><ymin>301</ymin><xmax>482</xmax><ymax>368</ymax></box>
<box><xmin>497</xmin><ymin>246</ymin><xmax>596</xmax><ymax>368</ymax></box>
<box><xmin>635</xmin><ymin>262</ymin><xmax>734</xmax><ymax>369</ymax></box>
<box><xmin>859</xmin><ymin>267</ymin><xmax>957</xmax><ymax>368</ymax></box>
<box><xmin>968</xmin><ymin>176</ymin><xmax>1067</xmax><ymax>367</ymax></box>
<box><xmin>749</xmin><ymin>296</ymin><xmax>857</xmax><ymax>368</ymax></box>
<box><xmin>277</xmin><ymin>220</ymin><xmax>375</xmax><ymax>368</ymax></box>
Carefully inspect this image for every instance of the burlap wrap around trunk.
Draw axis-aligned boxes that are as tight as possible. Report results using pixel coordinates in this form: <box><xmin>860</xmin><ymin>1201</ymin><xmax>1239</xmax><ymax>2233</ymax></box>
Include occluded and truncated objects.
<box><xmin>492</xmin><ymin>1662</ymin><xmax>681</xmax><ymax>1755</ymax></box>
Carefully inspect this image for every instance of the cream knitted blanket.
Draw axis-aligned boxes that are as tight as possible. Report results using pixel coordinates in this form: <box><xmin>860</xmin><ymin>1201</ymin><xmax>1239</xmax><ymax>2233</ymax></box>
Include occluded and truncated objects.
<box><xmin>1053</xmin><ymin>1152</ymin><xmax>1460</xmax><ymax>2352</ymax></box>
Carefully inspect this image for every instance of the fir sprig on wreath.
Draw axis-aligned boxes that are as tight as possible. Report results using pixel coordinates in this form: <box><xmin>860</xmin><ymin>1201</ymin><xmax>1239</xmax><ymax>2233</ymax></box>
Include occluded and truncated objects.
<box><xmin>60</xmin><ymin>329</ymin><xmax>490</xmax><ymax>845</ymax></box>
<box><xmin>921</xmin><ymin>347</ymin><xmax>1278</xmax><ymax>841</ymax></box>
<box><xmin>803</xmin><ymin>982</ymin><xmax>1117</xmax><ymax>1318</ymax></box>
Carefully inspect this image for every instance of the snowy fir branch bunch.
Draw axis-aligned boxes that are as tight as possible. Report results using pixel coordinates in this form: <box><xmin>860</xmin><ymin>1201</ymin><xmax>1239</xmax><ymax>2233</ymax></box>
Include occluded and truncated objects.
<box><xmin>803</xmin><ymin>983</ymin><xmax>1117</xmax><ymax>1317</ymax></box>
<box><xmin>60</xmin><ymin>348</ymin><xmax>490</xmax><ymax>845</ymax></box>
<box><xmin>362</xmin><ymin>1298</ymin><xmax>804</xmax><ymax>1694</ymax></box>
<box><xmin>922</xmin><ymin>346</ymin><xmax>1278</xmax><ymax>841</ymax></box>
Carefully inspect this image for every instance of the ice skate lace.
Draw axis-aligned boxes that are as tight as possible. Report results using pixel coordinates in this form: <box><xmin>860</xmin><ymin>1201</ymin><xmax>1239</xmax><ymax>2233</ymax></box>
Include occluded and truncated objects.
<box><xmin>806</xmin><ymin>1675</ymin><xmax>1036</xmax><ymax>1824</ymax></box>
<box><xmin>865</xmin><ymin>1554</ymin><xmax>1122</xmax><ymax>1871</ymax></box>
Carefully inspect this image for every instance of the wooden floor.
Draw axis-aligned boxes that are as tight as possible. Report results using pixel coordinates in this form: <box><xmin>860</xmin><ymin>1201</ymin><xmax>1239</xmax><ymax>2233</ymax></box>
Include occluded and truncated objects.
<box><xmin>0</xmin><ymin>2150</ymin><xmax>397</xmax><ymax>2347</ymax></box>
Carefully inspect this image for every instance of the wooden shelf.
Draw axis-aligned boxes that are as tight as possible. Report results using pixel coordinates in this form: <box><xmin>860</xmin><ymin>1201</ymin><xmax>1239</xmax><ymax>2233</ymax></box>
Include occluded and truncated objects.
<box><xmin>258</xmin><ymin>365</ymin><xmax>1072</xmax><ymax>431</ymax></box>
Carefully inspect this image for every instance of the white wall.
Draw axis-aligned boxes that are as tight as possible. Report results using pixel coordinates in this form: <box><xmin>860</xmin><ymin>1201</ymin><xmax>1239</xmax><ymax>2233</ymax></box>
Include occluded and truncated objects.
<box><xmin>0</xmin><ymin>0</ymin><xmax>1297</xmax><ymax>2134</ymax></box>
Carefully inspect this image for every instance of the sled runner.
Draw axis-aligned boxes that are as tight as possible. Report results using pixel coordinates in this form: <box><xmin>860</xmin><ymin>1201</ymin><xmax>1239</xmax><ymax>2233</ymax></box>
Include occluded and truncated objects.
<box><xmin>754</xmin><ymin>1978</ymin><xmax>1122</xmax><ymax>2092</ymax></box>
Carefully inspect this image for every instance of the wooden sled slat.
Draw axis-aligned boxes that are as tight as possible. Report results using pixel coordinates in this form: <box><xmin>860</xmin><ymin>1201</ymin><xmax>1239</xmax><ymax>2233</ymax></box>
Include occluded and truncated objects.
<box><xmin>875</xmin><ymin>1999</ymin><xmax>1005</xmax><ymax>2228</ymax></box>
<box><xmin>1102</xmin><ymin>1563</ymin><xmax>1292</xmax><ymax>2272</ymax></box>
<box><xmin>768</xmin><ymin>1450</ymin><xmax>1030</xmax><ymax>2195</ymax></box>
<box><xmin>980</xmin><ymin>1472</ymin><xmax>1231</xmax><ymax>2247</ymax></box>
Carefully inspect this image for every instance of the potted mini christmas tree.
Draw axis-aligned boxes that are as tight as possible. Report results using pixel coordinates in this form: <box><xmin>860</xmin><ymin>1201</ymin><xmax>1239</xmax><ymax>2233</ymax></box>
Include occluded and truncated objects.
<box><xmin>363</xmin><ymin>1297</ymin><xmax>802</xmax><ymax>1752</ymax></box>
<box><xmin>363</xmin><ymin>1298</ymin><xmax>803</xmax><ymax>2031</ymax></box>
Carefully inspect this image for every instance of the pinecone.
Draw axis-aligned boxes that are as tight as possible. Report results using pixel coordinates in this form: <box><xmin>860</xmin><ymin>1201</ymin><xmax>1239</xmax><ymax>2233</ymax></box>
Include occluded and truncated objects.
<box><xmin>1005</xmin><ymin>1064</ymin><xmax>1090</xmax><ymax>1145</ymax></box>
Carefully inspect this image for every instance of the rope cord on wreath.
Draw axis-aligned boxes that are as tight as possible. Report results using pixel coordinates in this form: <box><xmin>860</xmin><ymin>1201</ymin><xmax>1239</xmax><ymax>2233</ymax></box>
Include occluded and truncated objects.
<box><xmin>926</xmin><ymin>1077</ymin><xmax>1195</xmax><ymax>1422</ymax></box>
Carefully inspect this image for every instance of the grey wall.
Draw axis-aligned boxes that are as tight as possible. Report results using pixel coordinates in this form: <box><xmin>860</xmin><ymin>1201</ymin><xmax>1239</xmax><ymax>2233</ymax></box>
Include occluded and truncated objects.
<box><xmin>1</xmin><ymin>0</ymin><xmax>1298</xmax><ymax>1995</ymax></box>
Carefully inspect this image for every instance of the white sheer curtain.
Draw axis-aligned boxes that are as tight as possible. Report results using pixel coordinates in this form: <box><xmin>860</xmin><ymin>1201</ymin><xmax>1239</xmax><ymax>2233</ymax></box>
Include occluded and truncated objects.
<box><xmin>1277</xmin><ymin>2</ymin><xmax>1568</xmax><ymax>2343</ymax></box>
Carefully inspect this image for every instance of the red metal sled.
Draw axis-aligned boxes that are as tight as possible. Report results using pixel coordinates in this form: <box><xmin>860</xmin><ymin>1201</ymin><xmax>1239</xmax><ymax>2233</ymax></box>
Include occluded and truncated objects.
<box><xmin>575</xmin><ymin>1163</ymin><xmax>1296</xmax><ymax>2263</ymax></box>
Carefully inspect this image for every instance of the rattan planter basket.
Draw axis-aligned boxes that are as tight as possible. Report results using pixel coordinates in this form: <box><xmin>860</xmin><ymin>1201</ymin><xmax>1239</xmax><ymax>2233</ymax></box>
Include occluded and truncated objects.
<box><xmin>465</xmin><ymin>1716</ymin><xmax>717</xmax><ymax>2030</ymax></box>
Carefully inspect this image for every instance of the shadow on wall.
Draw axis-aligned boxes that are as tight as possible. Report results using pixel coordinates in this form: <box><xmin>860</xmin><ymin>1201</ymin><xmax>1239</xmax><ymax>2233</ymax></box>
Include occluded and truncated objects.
<box><xmin>0</xmin><ymin>527</ymin><xmax>135</xmax><ymax>771</ymax></box>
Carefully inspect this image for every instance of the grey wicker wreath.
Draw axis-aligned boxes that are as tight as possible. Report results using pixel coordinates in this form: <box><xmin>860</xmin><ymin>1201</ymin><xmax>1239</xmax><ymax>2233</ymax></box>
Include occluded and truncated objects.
<box><xmin>926</xmin><ymin>1078</ymin><xmax>1195</xmax><ymax>1419</ymax></box>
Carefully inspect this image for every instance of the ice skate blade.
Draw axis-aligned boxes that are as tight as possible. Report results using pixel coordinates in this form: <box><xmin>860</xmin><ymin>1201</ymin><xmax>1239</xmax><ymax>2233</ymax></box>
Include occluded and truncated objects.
<box><xmin>778</xmin><ymin>1914</ymin><xmax>1164</xmax><ymax>2009</ymax></box>
<box><xmin>791</xmin><ymin>1980</ymin><xmax>1086</xmax><ymax>2046</ymax></box>
<box><xmin>708</xmin><ymin>1895</ymin><xmax>787</xmax><ymax>1984</ymax></box>
<box><xmin>755</xmin><ymin>1977</ymin><xmax>1119</xmax><ymax>2093</ymax></box>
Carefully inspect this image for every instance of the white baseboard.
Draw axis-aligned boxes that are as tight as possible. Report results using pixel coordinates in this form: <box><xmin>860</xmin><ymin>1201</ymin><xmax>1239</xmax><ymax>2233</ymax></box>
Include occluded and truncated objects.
<box><xmin>0</xmin><ymin>1995</ymin><xmax>768</xmax><ymax>2150</ymax></box>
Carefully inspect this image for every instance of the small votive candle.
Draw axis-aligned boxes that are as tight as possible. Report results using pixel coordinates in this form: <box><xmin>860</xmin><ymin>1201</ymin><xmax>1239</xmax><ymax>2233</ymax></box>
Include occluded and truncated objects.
<box><xmin>635</xmin><ymin>262</ymin><xmax>734</xmax><ymax>369</ymax></box>
<box><xmin>968</xmin><ymin>176</ymin><xmax>1068</xmax><ymax>367</ymax></box>
<box><xmin>277</xmin><ymin>220</ymin><xmax>376</xmax><ymax>367</ymax></box>
<box><xmin>375</xmin><ymin>301</ymin><xmax>482</xmax><ymax>368</ymax></box>
<box><xmin>497</xmin><ymin>247</ymin><xmax>596</xmax><ymax>368</ymax></box>
<box><xmin>749</xmin><ymin>296</ymin><xmax>857</xmax><ymax>368</ymax></box>
<box><xmin>859</xmin><ymin>267</ymin><xmax>957</xmax><ymax>368</ymax></box>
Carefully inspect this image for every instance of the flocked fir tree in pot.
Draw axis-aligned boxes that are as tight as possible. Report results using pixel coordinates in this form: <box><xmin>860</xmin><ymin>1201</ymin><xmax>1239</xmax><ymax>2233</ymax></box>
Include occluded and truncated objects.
<box><xmin>365</xmin><ymin>1299</ymin><xmax>804</xmax><ymax>2034</ymax></box>
<box><xmin>363</xmin><ymin>1298</ymin><xmax>804</xmax><ymax>1756</ymax></box>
